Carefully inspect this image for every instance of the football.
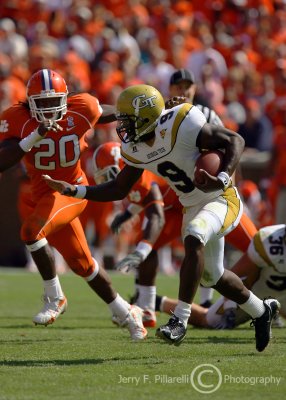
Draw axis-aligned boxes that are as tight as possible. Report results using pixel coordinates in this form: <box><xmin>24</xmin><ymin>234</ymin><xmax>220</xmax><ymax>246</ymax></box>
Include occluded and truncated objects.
<box><xmin>194</xmin><ymin>150</ymin><xmax>223</xmax><ymax>183</ymax></box>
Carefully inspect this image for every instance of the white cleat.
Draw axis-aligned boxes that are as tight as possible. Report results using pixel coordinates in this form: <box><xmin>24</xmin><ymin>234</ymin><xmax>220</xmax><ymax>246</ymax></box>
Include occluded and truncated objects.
<box><xmin>143</xmin><ymin>309</ymin><xmax>157</xmax><ymax>328</ymax></box>
<box><xmin>33</xmin><ymin>296</ymin><xmax>67</xmax><ymax>326</ymax></box>
<box><xmin>111</xmin><ymin>314</ymin><xmax>128</xmax><ymax>328</ymax></box>
<box><xmin>124</xmin><ymin>305</ymin><xmax>148</xmax><ymax>340</ymax></box>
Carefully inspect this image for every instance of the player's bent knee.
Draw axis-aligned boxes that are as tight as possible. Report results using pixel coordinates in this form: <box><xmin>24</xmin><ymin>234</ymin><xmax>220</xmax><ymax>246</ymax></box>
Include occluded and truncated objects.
<box><xmin>67</xmin><ymin>257</ymin><xmax>99</xmax><ymax>279</ymax></box>
<box><xmin>21</xmin><ymin>218</ymin><xmax>46</xmax><ymax>242</ymax></box>
<box><xmin>184</xmin><ymin>234</ymin><xmax>204</xmax><ymax>252</ymax></box>
<box><xmin>25</xmin><ymin>238</ymin><xmax>48</xmax><ymax>252</ymax></box>
<box><xmin>85</xmin><ymin>258</ymin><xmax>100</xmax><ymax>282</ymax></box>
<box><xmin>184</xmin><ymin>222</ymin><xmax>209</xmax><ymax>246</ymax></box>
<box><xmin>200</xmin><ymin>270</ymin><xmax>223</xmax><ymax>288</ymax></box>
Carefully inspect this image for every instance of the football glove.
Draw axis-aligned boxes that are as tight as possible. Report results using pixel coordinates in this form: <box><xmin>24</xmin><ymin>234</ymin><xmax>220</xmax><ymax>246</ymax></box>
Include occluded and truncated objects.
<box><xmin>110</xmin><ymin>210</ymin><xmax>132</xmax><ymax>234</ymax></box>
<box><xmin>216</xmin><ymin>308</ymin><xmax>236</xmax><ymax>330</ymax></box>
<box><xmin>165</xmin><ymin>96</ymin><xmax>186</xmax><ymax>109</ymax></box>
<box><xmin>115</xmin><ymin>251</ymin><xmax>144</xmax><ymax>273</ymax></box>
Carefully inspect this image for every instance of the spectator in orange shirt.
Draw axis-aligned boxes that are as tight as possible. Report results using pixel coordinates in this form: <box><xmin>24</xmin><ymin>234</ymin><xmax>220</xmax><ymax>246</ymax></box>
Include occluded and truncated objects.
<box><xmin>0</xmin><ymin>53</ymin><xmax>26</xmax><ymax>106</ymax></box>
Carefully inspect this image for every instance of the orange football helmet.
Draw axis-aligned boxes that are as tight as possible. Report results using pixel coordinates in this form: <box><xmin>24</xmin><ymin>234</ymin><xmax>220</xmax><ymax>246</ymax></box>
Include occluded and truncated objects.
<box><xmin>26</xmin><ymin>69</ymin><xmax>68</xmax><ymax>122</ymax></box>
<box><xmin>92</xmin><ymin>142</ymin><xmax>124</xmax><ymax>184</ymax></box>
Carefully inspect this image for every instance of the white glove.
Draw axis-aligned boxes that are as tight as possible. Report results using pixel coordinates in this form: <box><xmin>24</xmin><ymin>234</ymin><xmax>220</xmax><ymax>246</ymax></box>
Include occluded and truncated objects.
<box><xmin>115</xmin><ymin>251</ymin><xmax>144</xmax><ymax>273</ymax></box>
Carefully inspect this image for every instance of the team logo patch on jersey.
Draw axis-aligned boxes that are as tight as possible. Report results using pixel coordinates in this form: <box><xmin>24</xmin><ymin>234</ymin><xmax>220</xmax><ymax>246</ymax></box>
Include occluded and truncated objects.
<box><xmin>67</xmin><ymin>116</ymin><xmax>74</xmax><ymax>127</ymax></box>
<box><xmin>0</xmin><ymin>120</ymin><xmax>9</xmax><ymax>133</ymax></box>
<box><xmin>160</xmin><ymin>129</ymin><xmax>167</xmax><ymax>139</ymax></box>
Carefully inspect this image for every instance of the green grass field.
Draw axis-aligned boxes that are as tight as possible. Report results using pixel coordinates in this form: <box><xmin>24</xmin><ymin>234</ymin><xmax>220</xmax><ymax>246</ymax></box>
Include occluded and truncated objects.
<box><xmin>0</xmin><ymin>269</ymin><xmax>285</xmax><ymax>400</ymax></box>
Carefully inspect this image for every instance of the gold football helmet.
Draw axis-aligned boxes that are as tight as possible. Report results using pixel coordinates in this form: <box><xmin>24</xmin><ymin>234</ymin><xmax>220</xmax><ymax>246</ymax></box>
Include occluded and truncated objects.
<box><xmin>116</xmin><ymin>84</ymin><xmax>165</xmax><ymax>143</ymax></box>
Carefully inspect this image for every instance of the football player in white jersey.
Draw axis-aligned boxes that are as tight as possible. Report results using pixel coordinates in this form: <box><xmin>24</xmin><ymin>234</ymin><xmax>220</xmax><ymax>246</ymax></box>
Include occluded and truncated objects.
<box><xmin>158</xmin><ymin>224</ymin><xmax>286</xmax><ymax>328</ymax></box>
<box><xmin>43</xmin><ymin>84</ymin><xmax>280</xmax><ymax>352</ymax></box>
<box><xmin>168</xmin><ymin>68</ymin><xmax>224</xmax><ymax>309</ymax></box>
<box><xmin>208</xmin><ymin>223</ymin><xmax>286</xmax><ymax>327</ymax></box>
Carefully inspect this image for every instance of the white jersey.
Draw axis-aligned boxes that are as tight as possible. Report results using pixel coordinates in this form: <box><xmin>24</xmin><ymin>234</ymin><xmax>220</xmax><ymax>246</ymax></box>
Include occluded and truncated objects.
<box><xmin>207</xmin><ymin>224</ymin><xmax>286</xmax><ymax>327</ymax></box>
<box><xmin>248</xmin><ymin>224</ymin><xmax>286</xmax><ymax>315</ymax></box>
<box><xmin>121</xmin><ymin>103</ymin><xmax>224</xmax><ymax>207</ymax></box>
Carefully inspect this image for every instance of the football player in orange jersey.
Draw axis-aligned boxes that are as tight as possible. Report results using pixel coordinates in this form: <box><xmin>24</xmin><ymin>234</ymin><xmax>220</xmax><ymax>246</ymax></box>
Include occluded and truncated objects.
<box><xmin>0</xmin><ymin>69</ymin><xmax>146</xmax><ymax>340</ymax></box>
<box><xmin>90</xmin><ymin>141</ymin><xmax>258</xmax><ymax>329</ymax></box>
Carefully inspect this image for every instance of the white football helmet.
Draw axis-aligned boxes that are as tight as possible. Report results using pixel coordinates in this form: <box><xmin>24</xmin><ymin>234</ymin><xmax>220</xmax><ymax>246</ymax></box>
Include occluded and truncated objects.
<box><xmin>27</xmin><ymin>69</ymin><xmax>68</xmax><ymax>122</ymax></box>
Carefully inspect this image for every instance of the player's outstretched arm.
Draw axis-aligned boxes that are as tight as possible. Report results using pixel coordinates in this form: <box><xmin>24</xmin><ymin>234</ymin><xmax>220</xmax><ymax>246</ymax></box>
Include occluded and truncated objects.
<box><xmin>43</xmin><ymin>164</ymin><xmax>144</xmax><ymax>202</ymax></box>
<box><xmin>42</xmin><ymin>175</ymin><xmax>77</xmax><ymax>196</ymax></box>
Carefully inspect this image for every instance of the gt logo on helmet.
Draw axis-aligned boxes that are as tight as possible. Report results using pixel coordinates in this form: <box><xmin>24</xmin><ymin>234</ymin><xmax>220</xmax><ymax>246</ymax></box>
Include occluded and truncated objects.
<box><xmin>132</xmin><ymin>94</ymin><xmax>157</xmax><ymax>111</ymax></box>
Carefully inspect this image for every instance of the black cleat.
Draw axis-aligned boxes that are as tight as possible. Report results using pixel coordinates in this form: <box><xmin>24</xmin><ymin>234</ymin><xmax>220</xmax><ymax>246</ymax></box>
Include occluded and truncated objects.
<box><xmin>156</xmin><ymin>314</ymin><xmax>186</xmax><ymax>346</ymax></box>
<box><xmin>251</xmin><ymin>298</ymin><xmax>281</xmax><ymax>352</ymax></box>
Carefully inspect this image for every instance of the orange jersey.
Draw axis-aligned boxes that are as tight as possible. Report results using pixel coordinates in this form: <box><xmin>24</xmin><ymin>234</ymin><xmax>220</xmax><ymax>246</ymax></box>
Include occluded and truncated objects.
<box><xmin>0</xmin><ymin>93</ymin><xmax>102</xmax><ymax>202</ymax></box>
<box><xmin>126</xmin><ymin>171</ymin><xmax>183</xmax><ymax>249</ymax></box>
<box><xmin>127</xmin><ymin>171</ymin><xmax>182</xmax><ymax>212</ymax></box>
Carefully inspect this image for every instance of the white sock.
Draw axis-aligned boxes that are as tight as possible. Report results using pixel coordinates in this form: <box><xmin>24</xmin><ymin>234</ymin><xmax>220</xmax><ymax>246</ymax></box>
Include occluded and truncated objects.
<box><xmin>174</xmin><ymin>300</ymin><xmax>191</xmax><ymax>328</ymax></box>
<box><xmin>239</xmin><ymin>291</ymin><xmax>265</xmax><ymax>318</ymax></box>
<box><xmin>108</xmin><ymin>294</ymin><xmax>130</xmax><ymax>320</ymax></box>
<box><xmin>43</xmin><ymin>276</ymin><xmax>64</xmax><ymax>299</ymax></box>
<box><xmin>200</xmin><ymin>286</ymin><xmax>214</xmax><ymax>304</ymax></box>
<box><xmin>137</xmin><ymin>285</ymin><xmax>156</xmax><ymax>311</ymax></box>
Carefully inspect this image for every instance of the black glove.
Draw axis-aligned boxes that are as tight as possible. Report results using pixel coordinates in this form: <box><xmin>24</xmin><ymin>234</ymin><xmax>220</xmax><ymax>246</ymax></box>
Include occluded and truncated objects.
<box><xmin>110</xmin><ymin>210</ymin><xmax>132</xmax><ymax>234</ymax></box>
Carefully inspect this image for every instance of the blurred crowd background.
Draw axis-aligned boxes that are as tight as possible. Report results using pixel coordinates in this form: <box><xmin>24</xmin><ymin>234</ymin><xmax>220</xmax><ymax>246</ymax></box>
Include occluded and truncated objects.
<box><xmin>1</xmin><ymin>0</ymin><xmax>286</xmax><ymax>271</ymax></box>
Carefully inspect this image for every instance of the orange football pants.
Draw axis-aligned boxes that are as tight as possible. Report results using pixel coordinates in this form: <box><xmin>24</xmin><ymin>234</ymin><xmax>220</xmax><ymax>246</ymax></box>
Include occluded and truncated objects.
<box><xmin>20</xmin><ymin>191</ymin><xmax>95</xmax><ymax>278</ymax></box>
